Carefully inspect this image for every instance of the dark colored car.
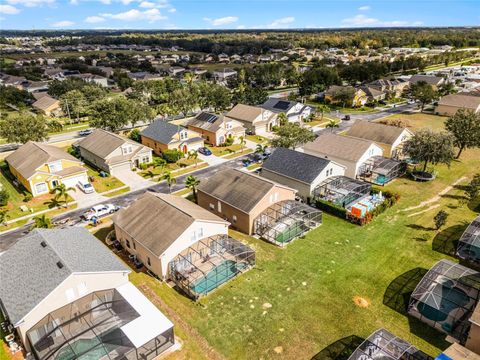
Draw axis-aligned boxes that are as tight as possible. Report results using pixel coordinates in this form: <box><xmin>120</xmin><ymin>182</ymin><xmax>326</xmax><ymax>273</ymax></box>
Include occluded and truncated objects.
<box><xmin>242</xmin><ymin>159</ymin><xmax>252</xmax><ymax>167</ymax></box>
<box><xmin>342</xmin><ymin>115</ymin><xmax>351</xmax><ymax>121</ymax></box>
<box><xmin>198</xmin><ymin>147</ymin><xmax>212</xmax><ymax>156</ymax></box>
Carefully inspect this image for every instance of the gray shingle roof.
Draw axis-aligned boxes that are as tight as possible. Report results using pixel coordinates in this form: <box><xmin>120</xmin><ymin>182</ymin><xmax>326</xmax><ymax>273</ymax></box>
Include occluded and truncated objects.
<box><xmin>140</xmin><ymin>120</ymin><xmax>182</xmax><ymax>144</ymax></box>
<box><xmin>0</xmin><ymin>228</ymin><xmax>128</xmax><ymax>325</ymax></box>
<box><xmin>346</xmin><ymin>121</ymin><xmax>410</xmax><ymax>145</ymax></box>
<box><xmin>262</xmin><ymin>148</ymin><xmax>332</xmax><ymax>184</ymax></box>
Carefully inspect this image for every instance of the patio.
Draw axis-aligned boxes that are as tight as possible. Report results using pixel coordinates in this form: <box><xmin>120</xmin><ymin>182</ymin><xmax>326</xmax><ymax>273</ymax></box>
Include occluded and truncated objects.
<box><xmin>313</xmin><ymin>176</ymin><xmax>371</xmax><ymax>208</ymax></box>
<box><xmin>357</xmin><ymin>156</ymin><xmax>407</xmax><ymax>186</ymax></box>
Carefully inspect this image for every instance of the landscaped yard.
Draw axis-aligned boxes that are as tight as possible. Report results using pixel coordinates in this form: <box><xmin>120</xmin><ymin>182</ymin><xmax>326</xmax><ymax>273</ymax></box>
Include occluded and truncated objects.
<box><xmin>376</xmin><ymin>113</ymin><xmax>448</xmax><ymax>131</ymax></box>
<box><xmin>206</xmin><ymin>144</ymin><xmax>247</xmax><ymax>157</ymax></box>
<box><xmin>246</xmin><ymin>134</ymin><xmax>269</xmax><ymax>144</ymax></box>
<box><xmin>86</xmin><ymin>165</ymin><xmax>125</xmax><ymax>193</ymax></box>
<box><xmin>139</xmin><ymin>157</ymin><xmax>205</xmax><ymax>179</ymax></box>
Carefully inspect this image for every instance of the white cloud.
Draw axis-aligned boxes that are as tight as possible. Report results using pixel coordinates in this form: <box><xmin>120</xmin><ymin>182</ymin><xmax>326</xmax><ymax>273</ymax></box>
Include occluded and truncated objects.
<box><xmin>139</xmin><ymin>1</ymin><xmax>155</xmax><ymax>7</ymax></box>
<box><xmin>268</xmin><ymin>16</ymin><xmax>294</xmax><ymax>28</ymax></box>
<box><xmin>85</xmin><ymin>15</ymin><xmax>105</xmax><ymax>23</ymax></box>
<box><xmin>168</xmin><ymin>7</ymin><xmax>175</xmax><ymax>13</ymax></box>
<box><xmin>358</xmin><ymin>5</ymin><xmax>370</xmax><ymax>11</ymax></box>
<box><xmin>236</xmin><ymin>25</ymin><xmax>245</xmax><ymax>29</ymax></box>
<box><xmin>99</xmin><ymin>0</ymin><xmax>112</xmax><ymax>4</ymax></box>
<box><xmin>341</xmin><ymin>14</ymin><xmax>423</xmax><ymax>27</ymax></box>
<box><xmin>51</xmin><ymin>20</ymin><xmax>75</xmax><ymax>27</ymax></box>
<box><xmin>6</xmin><ymin>0</ymin><xmax>54</xmax><ymax>7</ymax></box>
<box><xmin>69</xmin><ymin>0</ymin><xmax>79</xmax><ymax>4</ymax></box>
<box><xmin>203</xmin><ymin>16</ymin><xmax>238</xmax><ymax>26</ymax></box>
<box><xmin>0</xmin><ymin>4</ymin><xmax>20</xmax><ymax>14</ymax></box>
<box><xmin>101</xmin><ymin>8</ymin><xmax>166</xmax><ymax>22</ymax></box>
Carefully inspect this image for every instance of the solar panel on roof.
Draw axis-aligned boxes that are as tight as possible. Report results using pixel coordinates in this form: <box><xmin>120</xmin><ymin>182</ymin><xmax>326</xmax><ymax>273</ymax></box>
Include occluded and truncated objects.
<box><xmin>273</xmin><ymin>101</ymin><xmax>291</xmax><ymax>110</ymax></box>
<box><xmin>196</xmin><ymin>112</ymin><xmax>218</xmax><ymax>123</ymax></box>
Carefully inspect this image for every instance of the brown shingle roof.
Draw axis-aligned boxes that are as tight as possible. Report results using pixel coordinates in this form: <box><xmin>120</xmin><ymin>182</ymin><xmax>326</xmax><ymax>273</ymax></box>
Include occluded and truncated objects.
<box><xmin>304</xmin><ymin>133</ymin><xmax>378</xmax><ymax>162</ymax></box>
<box><xmin>113</xmin><ymin>192</ymin><xmax>228</xmax><ymax>257</ymax></box>
<box><xmin>197</xmin><ymin>168</ymin><xmax>294</xmax><ymax>213</ymax></box>
<box><xmin>32</xmin><ymin>95</ymin><xmax>60</xmax><ymax>112</ymax></box>
<box><xmin>225</xmin><ymin>104</ymin><xmax>271</xmax><ymax>123</ymax></box>
<box><xmin>6</xmin><ymin>141</ymin><xmax>82</xmax><ymax>180</ymax></box>
<box><xmin>76</xmin><ymin>129</ymin><xmax>142</xmax><ymax>160</ymax></box>
<box><xmin>346</xmin><ymin>121</ymin><xmax>411</xmax><ymax>145</ymax></box>
<box><xmin>437</xmin><ymin>93</ymin><xmax>480</xmax><ymax>110</ymax></box>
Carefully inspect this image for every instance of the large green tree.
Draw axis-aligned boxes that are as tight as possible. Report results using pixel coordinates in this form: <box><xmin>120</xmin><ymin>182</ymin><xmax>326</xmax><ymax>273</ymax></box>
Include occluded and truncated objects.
<box><xmin>403</xmin><ymin>129</ymin><xmax>455</xmax><ymax>172</ymax></box>
<box><xmin>60</xmin><ymin>90</ymin><xmax>87</xmax><ymax>120</ymax></box>
<box><xmin>270</xmin><ymin>123</ymin><xmax>316</xmax><ymax>149</ymax></box>
<box><xmin>410</xmin><ymin>81</ymin><xmax>438</xmax><ymax>111</ymax></box>
<box><xmin>445</xmin><ymin>109</ymin><xmax>480</xmax><ymax>159</ymax></box>
<box><xmin>0</xmin><ymin>112</ymin><xmax>48</xmax><ymax>143</ymax></box>
<box><xmin>299</xmin><ymin>67</ymin><xmax>341</xmax><ymax>96</ymax></box>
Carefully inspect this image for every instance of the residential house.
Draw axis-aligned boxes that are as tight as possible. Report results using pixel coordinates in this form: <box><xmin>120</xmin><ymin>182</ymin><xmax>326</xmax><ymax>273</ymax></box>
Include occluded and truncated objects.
<box><xmin>97</xmin><ymin>66</ymin><xmax>114</xmax><ymax>77</ymax></box>
<box><xmin>0</xmin><ymin>73</ymin><xmax>27</xmax><ymax>89</ymax></box>
<box><xmin>187</xmin><ymin>112</ymin><xmax>245</xmax><ymax>146</ymax></box>
<box><xmin>325</xmin><ymin>85</ymin><xmax>368</xmax><ymax>107</ymax></box>
<box><xmin>359</xmin><ymin>86</ymin><xmax>387</xmax><ymax>102</ymax></box>
<box><xmin>435</xmin><ymin>93</ymin><xmax>480</xmax><ymax>116</ymax></box>
<box><xmin>32</xmin><ymin>95</ymin><xmax>62</xmax><ymax>116</ymax></box>
<box><xmin>197</xmin><ymin>169</ymin><xmax>322</xmax><ymax>246</ymax></box>
<box><xmin>440</xmin><ymin>343</ymin><xmax>480</xmax><ymax>360</ymax></box>
<box><xmin>368</xmin><ymin>78</ymin><xmax>409</xmax><ymax>98</ymax></box>
<box><xmin>22</xmin><ymin>80</ymin><xmax>49</xmax><ymax>93</ymax></box>
<box><xmin>260</xmin><ymin>99</ymin><xmax>315</xmax><ymax>123</ymax></box>
<box><xmin>303</xmin><ymin>133</ymin><xmax>384</xmax><ymax>178</ymax></box>
<box><xmin>225</xmin><ymin>104</ymin><xmax>278</xmax><ymax>135</ymax></box>
<box><xmin>6</xmin><ymin>142</ymin><xmax>88</xmax><ymax>197</ymax></box>
<box><xmin>261</xmin><ymin>148</ymin><xmax>346</xmax><ymax>200</ymax></box>
<box><xmin>213</xmin><ymin>68</ymin><xmax>237</xmax><ymax>82</ymax></box>
<box><xmin>409</xmin><ymin>74</ymin><xmax>445</xmax><ymax>89</ymax></box>
<box><xmin>140</xmin><ymin>120</ymin><xmax>204</xmax><ymax>155</ymax></box>
<box><xmin>75</xmin><ymin>129</ymin><xmax>152</xmax><ymax>175</ymax></box>
<box><xmin>168</xmin><ymin>66</ymin><xmax>185</xmax><ymax>77</ymax></box>
<box><xmin>345</xmin><ymin>121</ymin><xmax>413</xmax><ymax>159</ymax></box>
<box><xmin>0</xmin><ymin>228</ymin><xmax>175</xmax><ymax>359</ymax></box>
<box><xmin>113</xmin><ymin>192</ymin><xmax>255</xmax><ymax>299</ymax></box>
<box><xmin>128</xmin><ymin>72</ymin><xmax>163</xmax><ymax>81</ymax></box>
<box><xmin>76</xmin><ymin>73</ymin><xmax>109</xmax><ymax>87</ymax></box>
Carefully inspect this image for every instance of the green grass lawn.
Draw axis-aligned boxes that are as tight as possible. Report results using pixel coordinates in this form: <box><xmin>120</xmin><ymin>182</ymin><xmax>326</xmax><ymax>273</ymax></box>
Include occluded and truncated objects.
<box><xmin>139</xmin><ymin>157</ymin><xmax>204</xmax><ymax>179</ymax></box>
<box><xmin>103</xmin><ymin>187</ymin><xmax>130</xmax><ymax>198</ymax></box>
<box><xmin>86</xmin><ymin>165</ymin><xmax>125</xmax><ymax>193</ymax></box>
<box><xmin>377</xmin><ymin>113</ymin><xmax>448</xmax><ymax>131</ymax></box>
<box><xmin>246</xmin><ymin>135</ymin><xmax>269</xmax><ymax>144</ymax></box>
<box><xmin>207</xmin><ymin>144</ymin><xmax>244</xmax><ymax>157</ymax></box>
<box><xmin>223</xmin><ymin>148</ymin><xmax>253</xmax><ymax>159</ymax></box>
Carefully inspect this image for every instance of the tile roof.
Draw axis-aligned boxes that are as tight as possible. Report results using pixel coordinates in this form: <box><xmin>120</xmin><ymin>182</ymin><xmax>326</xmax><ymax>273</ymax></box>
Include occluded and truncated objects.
<box><xmin>262</xmin><ymin>148</ymin><xmax>333</xmax><ymax>184</ymax></box>
<box><xmin>6</xmin><ymin>141</ymin><xmax>81</xmax><ymax>180</ymax></box>
<box><xmin>0</xmin><ymin>228</ymin><xmax>128</xmax><ymax>325</ymax></box>
<box><xmin>346</xmin><ymin>121</ymin><xmax>410</xmax><ymax>145</ymax></box>
<box><xmin>113</xmin><ymin>192</ymin><xmax>227</xmax><ymax>257</ymax></box>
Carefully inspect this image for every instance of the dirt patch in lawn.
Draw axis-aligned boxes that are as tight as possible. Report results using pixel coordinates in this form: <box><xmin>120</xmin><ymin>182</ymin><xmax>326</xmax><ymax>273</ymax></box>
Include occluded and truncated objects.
<box><xmin>353</xmin><ymin>296</ymin><xmax>370</xmax><ymax>308</ymax></box>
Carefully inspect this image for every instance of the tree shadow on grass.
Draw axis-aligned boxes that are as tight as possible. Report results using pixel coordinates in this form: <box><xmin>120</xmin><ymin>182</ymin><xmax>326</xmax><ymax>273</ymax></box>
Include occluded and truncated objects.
<box><xmin>383</xmin><ymin>267</ymin><xmax>427</xmax><ymax>315</ymax></box>
<box><xmin>406</xmin><ymin>224</ymin><xmax>435</xmax><ymax>231</ymax></box>
<box><xmin>432</xmin><ymin>223</ymin><xmax>468</xmax><ymax>257</ymax></box>
<box><xmin>311</xmin><ymin>335</ymin><xmax>364</xmax><ymax>360</ymax></box>
<box><xmin>468</xmin><ymin>197</ymin><xmax>480</xmax><ymax>212</ymax></box>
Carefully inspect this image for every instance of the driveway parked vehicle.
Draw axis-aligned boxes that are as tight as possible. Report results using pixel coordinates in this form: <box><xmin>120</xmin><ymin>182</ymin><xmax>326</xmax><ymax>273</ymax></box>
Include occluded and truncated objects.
<box><xmin>77</xmin><ymin>180</ymin><xmax>95</xmax><ymax>194</ymax></box>
<box><xmin>198</xmin><ymin>147</ymin><xmax>212</xmax><ymax>156</ymax></box>
<box><xmin>342</xmin><ymin>115</ymin><xmax>351</xmax><ymax>121</ymax></box>
<box><xmin>81</xmin><ymin>203</ymin><xmax>119</xmax><ymax>220</ymax></box>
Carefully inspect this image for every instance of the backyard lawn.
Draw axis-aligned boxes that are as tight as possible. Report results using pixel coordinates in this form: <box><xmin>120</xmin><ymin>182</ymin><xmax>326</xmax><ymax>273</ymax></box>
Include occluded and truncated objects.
<box><xmin>377</xmin><ymin>113</ymin><xmax>448</xmax><ymax>131</ymax></box>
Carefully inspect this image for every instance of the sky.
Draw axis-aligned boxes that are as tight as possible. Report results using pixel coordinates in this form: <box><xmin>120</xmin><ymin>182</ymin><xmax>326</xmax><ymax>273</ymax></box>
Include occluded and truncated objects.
<box><xmin>0</xmin><ymin>0</ymin><xmax>479</xmax><ymax>30</ymax></box>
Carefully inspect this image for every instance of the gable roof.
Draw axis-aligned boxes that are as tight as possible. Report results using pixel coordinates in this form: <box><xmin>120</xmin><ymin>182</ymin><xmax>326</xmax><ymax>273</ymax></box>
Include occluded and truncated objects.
<box><xmin>304</xmin><ymin>133</ymin><xmax>380</xmax><ymax>162</ymax></box>
<box><xmin>6</xmin><ymin>141</ymin><xmax>81</xmax><ymax>180</ymax></box>
<box><xmin>113</xmin><ymin>192</ymin><xmax>227</xmax><ymax>257</ymax></box>
<box><xmin>225</xmin><ymin>104</ymin><xmax>268</xmax><ymax>123</ymax></box>
<box><xmin>140</xmin><ymin>120</ymin><xmax>183</xmax><ymax>144</ymax></box>
<box><xmin>409</xmin><ymin>74</ymin><xmax>444</xmax><ymax>86</ymax></box>
<box><xmin>261</xmin><ymin>99</ymin><xmax>297</xmax><ymax>112</ymax></box>
<box><xmin>437</xmin><ymin>93</ymin><xmax>480</xmax><ymax>110</ymax></box>
<box><xmin>32</xmin><ymin>95</ymin><xmax>59</xmax><ymax>112</ymax></box>
<box><xmin>188</xmin><ymin>112</ymin><xmax>223</xmax><ymax>132</ymax></box>
<box><xmin>262</xmin><ymin>148</ymin><xmax>337</xmax><ymax>184</ymax></box>
<box><xmin>346</xmin><ymin>121</ymin><xmax>411</xmax><ymax>145</ymax></box>
<box><xmin>76</xmin><ymin>129</ymin><xmax>132</xmax><ymax>159</ymax></box>
<box><xmin>197</xmin><ymin>168</ymin><xmax>295</xmax><ymax>213</ymax></box>
<box><xmin>0</xmin><ymin>228</ymin><xmax>128</xmax><ymax>325</ymax></box>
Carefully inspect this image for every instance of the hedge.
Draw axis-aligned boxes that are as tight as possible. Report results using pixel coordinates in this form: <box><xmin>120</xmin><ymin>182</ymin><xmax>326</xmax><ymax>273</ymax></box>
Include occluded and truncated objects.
<box><xmin>313</xmin><ymin>199</ymin><xmax>347</xmax><ymax>219</ymax></box>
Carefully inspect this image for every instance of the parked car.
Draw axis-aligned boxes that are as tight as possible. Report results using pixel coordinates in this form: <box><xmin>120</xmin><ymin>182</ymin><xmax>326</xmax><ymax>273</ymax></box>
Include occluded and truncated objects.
<box><xmin>242</xmin><ymin>159</ymin><xmax>252</xmax><ymax>167</ymax></box>
<box><xmin>342</xmin><ymin>115</ymin><xmax>351</xmax><ymax>121</ymax></box>
<box><xmin>77</xmin><ymin>180</ymin><xmax>94</xmax><ymax>194</ymax></box>
<box><xmin>198</xmin><ymin>147</ymin><xmax>212</xmax><ymax>156</ymax></box>
<box><xmin>79</xmin><ymin>129</ymin><xmax>93</xmax><ymax>136</ymax></box>
<box><xmin>82</xmin><ymin>203</ymin><xmax>119</xmax><ymax>220</ymax></box>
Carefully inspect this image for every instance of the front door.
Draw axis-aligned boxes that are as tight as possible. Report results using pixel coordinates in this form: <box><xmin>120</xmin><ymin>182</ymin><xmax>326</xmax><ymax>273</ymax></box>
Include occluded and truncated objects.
<box><xmin>182</xmin><ymin>145</ymin><xmax>188</xmax><ymax>153</ymax></box>
<box><xmin>51</xmin><ymin>180</ymin><xmax>59</xmax><ymax>188</ymax></box>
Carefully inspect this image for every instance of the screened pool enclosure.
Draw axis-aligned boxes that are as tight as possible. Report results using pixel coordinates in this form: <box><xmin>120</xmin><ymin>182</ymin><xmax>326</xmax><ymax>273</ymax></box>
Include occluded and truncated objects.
<box><xmin>456</xmin><ymin>215</ymin><xmax>480</xmax><ymax>265</ymax></box>
<box><xmin>313</xmin><ymin>176</ymin><xmax>371</xmax><ymax>208</ymax></box>
<box><xmin>26</xmin><ymin>288</ymin><xmax>174</xmax><ymax>360</ymax></box>
<box><xmin>408</xmin><ymin>259</ymin><xmax>480</xmax><ymax>342</ymax></box>
<box><xmin>169</xmin><ymin>234</ymin><xmax>255</xmax><ymax>299</ymax></box>
<box><xmin>348</xmin><ymin>329</ymin><xmax>432</xmax><ymax>360</ymax></box>
<box><xmin>253</xmin><ymin>200</ymin><xmax>322</xmax><ymax>246</ymax></box>
<box><xmin>357</xmin><ymin>156</ymin><xmax>407</xmax><ymax>186</ymax></box>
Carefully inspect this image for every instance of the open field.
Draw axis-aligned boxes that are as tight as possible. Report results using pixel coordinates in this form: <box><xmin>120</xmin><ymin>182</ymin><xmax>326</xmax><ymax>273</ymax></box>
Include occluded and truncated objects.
<box><xmin>377</xmin><ymin>112</ymin><xmax>449</xmax><ymax>131</ymax></box>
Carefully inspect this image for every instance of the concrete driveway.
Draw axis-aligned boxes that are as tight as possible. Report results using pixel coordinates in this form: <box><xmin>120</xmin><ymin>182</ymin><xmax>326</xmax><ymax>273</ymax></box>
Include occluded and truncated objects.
<box><xmin>112</xmin><ymin>168</ymin><xmax>154</xmax><ymax>191</ymax></box>
<box><xmin>70</xmin><ymin>188</ymin><xmax>109</xmax><ymax>209</ymax></box>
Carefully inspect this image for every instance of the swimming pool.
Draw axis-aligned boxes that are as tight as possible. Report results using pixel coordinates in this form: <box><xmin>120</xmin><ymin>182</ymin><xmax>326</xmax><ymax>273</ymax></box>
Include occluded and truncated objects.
<box><xmin>190</xmin><ymin>260</ymin><xmax>239</xmax><ymax>295</ymax></box>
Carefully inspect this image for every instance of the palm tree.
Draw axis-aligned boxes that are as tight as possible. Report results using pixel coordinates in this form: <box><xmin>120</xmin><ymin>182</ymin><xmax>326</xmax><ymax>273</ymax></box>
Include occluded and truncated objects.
<box><xmin>50</xmin><ymin>183</ymin><xmax>76</xmax><ymax>208</ymax></box>
<box><xmin>30</xmin><ymin>214</ymin><xmax>53</xmax><ymax>230</ymax></box>
<box><xmin>325</xmin><ymin>119</ymin><xmax>339</xmax><ymax>132</ymax></box>
<box><xmin>187</xmin><ymin>150</ymin><xmax>199</xmax><ymax>167</ymax></box>
<box><xmin>316</xmin><ymin>104</ymin><xmax>330</xmax><ymax>121</ymax></box>
<box><xmin>0</xmin><ymin>210</ymin><xmax>9</xmax><ymax>226</ymax></box>
<box><xmin>255</xmin><ymin>144</ymin><xmax>267</xmax><ymax>154</ymax></box>
<box><xmin>277</xmin><ymin>113</ymin><xmax>288</xmax><ymax>126</ymax></box>
<box><xmin>185</xmin><ymin>175</ymin><xmax>200</xmax><ymax>201</ymax></box>
<box><xmin>153</xmin><ymin>157</ymin><xmax>167</xmax><ymax>171</ymax></box>
<box><xmin>161</xmin><ymin>171</ymin><xmax>176</xmax><ymax>193</ymax></box>
<box><xmin>239</xmin><ymin>136</ymin><xmax>246</xmax><ymax>153</ymax></box>
<box><xmin>183</xmin><ymin>72</ymin><xmax>194</xmax><ymax>87</ymax></box>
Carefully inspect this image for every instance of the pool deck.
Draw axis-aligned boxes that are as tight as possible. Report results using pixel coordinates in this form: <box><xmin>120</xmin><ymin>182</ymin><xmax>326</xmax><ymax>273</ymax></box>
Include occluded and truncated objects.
<box><xmin>179</xmin><ymin>252</ymin><xmax>238</xmax><ymax>285</ymax></box>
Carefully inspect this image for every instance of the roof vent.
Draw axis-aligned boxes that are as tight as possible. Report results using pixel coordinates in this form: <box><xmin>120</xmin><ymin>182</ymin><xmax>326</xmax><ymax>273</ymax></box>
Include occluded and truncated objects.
<box><xmin>56</xmin><ymin>261</ymin><xmax>64</xmax><ymax>269</ymax></box>
<box><xmin>40</xmin><ymin>241</ymin><xmax>47</xmax><ymax>248</ymax></box>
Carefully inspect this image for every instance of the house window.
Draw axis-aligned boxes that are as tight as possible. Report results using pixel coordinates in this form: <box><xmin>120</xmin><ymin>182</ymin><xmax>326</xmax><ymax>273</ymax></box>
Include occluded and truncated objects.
<box><xmin>133</xmin><ymin>242</ymin><xmax>136</xmax><ymax>250</ymax></box>
<box><xmin>232</xmin><ymin>215</ymin><xmax>237</xmax><ymax>223</ymax></box>
<box><xmin>126</xmin><ymin>239</ymin><xmax>130</xmax><ymax>248</ymax></box>
<box><xmin>198</xmin><ymin>227</ymin><xmax>203</xmax><ymax>238</ymax></box>
<box><xmin>147</xmin><ymin>257</ymin><xmax>151</xmax><ymax>266</ymax></box>
<box><xmin>35</xmin><ymin>182</ymin><xmax>48</xmax><ymax>194</ymax></box>
<box><xmin>217</xmin><ymin>201</ymin><xmax>222</xmax><ymax>212</ymax></box>
<box><xmin>122</xmin><ymin>146</ymin><xmax>133</xmax><ymax>155</ymax></box>
<box><xmin>65</xmin><ymin>288</ymin><xmax>75</xmax><ymax>302</ymax></box>
<box><xmin>209</xmin><ymin>203</ymin><xmax>215</xmax><ymax>210</ymax></box>
<box><xmin>180</xmin><ymin>131</ymin><xmax>187</xmax><ymax>140</ymax></box>
<box><xmin>142</xmin><ymin>157</ymin><xmax>150</xmax><ymax>163</ymax></box>
<box><xmin>48</xmin><ymin>160</ymin><xmax>62</xmax><ymax>173</ymax></box>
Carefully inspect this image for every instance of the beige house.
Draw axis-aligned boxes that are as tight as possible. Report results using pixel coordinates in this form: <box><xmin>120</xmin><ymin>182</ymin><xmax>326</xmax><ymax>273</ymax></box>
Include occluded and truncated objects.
<box><xmin>409</xmin><ymin>74</ymin><xmax>445</xmax><ymax>90</ymax></box>
<box><xmin>187</xmin><ymin>112</ymin><xmax>245</xmax><ymax>146</ymax></box>
<box><xmin>113</xmin><ymin>192</ymin><xmax>255</xmax><ymax>299</ymax></box>
<box><xmin>303</xmin><ymin>133</ymin><xmax>384</xmax><ymax>178</ymax></box>
<box><xmin>225</xmin><ymin>104</ymin><xmax>278</xmax><ymax>135</ymax></box>
<box><xmin>197</xmin><ymin>169</ymin><xmax>322</xmax><ymax>246</ymax></box>
<box><xmin>346</xmin><ymin>121</ymin><xmax>413</xmax><ymax>159</ymax></box>
<box><xmin>140</xmin><ymin>120</ymin><xmax>204</xmax><ymax>155</ymax></box>
<box><xmin>0</xmin><ymin>228</ymin><xmax>174</xmax><ymax>359</ymax></box>
<box><xmin>324</xmin><ymin>85</ymin><xmax>368</xmax><ymax>108</ymax></box>
<box><xmin>75</xmin><ymin>129</ymin><xmax>152</xmax><ymax>175</ymax></box>
<box><xmin>435</xmin><ymin>93</ymin><xmax>480</xmax><ymax>116</ymax></box>
<box><xmin>32</xmin><ymin>95</ymin><xmax>62</xmax><ymax>116</ymax></box>
<box><xmin>368</xmin><ymin>78</ymin><xmax>409</xmax><ymax>98</ymax></box>
<box><xmin>442</xmin><ymin>343</ymin><xmax>480</xmax><ymax>360</ymax></box>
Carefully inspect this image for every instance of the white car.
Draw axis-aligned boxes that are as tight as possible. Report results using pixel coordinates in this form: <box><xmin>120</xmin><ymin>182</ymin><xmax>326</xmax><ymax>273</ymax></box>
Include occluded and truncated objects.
<box><xmin>82</xmin><ymin>204</ymin><xmax>119</xmax><ymax>221</ymax></box>
<box><xmin>78</xmin><ymin>180</ymin><xmax>94</xmax><ymax>194</ymax></box>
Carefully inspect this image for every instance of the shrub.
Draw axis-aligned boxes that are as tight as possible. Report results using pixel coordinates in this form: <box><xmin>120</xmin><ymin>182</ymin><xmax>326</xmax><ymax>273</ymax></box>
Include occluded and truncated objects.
<box><xmin>314</xmin><ymin>199</ymin><xmax>347</xmax><ymax>219</ymax></box>
<box><xmin>0</xmin><ymin>189</ymin><xmax>9</xmax><ymax>206</ymax></box>
<box><xmin>129</xmin><ymin>128</ymin><xmax>141</xmax><ymax>142</ymax></box>
<box><xmin>23</xmin><ymin>192</ymin><xmax>33</xmax><ymax>202</ymax></box>
<box><xmin>139</xmin><ymin>163</ymin><xmax>148</xmax><ymax>170</ymax></box>
<box><xmin>162</xmin><ymin>149</ymin><xmax>184</xmax><ymax>163</ymax></box>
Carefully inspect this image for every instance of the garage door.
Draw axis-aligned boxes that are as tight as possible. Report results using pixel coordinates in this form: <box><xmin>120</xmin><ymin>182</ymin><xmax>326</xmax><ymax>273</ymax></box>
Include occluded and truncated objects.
<box><xmin>62</xmin><ymin>174</ymin><xmax>89</xmax><ymax>188</ymax></box>
<box><xmin>110</xmin><ymin>162</ymin><xmax>132</xmax><ymax>176</ymax></box>
<box><xmin>188</xmin><ymin>142</ymin><xmax>203</xmax><ymax>152</ymax></box>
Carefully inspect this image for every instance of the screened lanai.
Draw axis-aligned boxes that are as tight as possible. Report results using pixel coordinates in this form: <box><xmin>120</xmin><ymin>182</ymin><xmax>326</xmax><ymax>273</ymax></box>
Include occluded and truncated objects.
<box><xmin>253</xmin><ymin>200</ymin><xmax>322</xmax><ymax>246</ymax></box>
<box><xmin>169</xmin><ymin>234</ymin><xmax>255</xmax><ymax>299</ymax></box>
<box><xmin>408</xmin><ymin>259</ymin><xmax>480</xmax><ymax>343</ymax></box>
<box><xmin>313</xmin><ymin>176</ymin><xmax>371</xmax><ymax>208</ymax></box>
<box><xmin>348</xmin><ymin>329</ymin><xmax>433</xmax><ymax>360</ymax></box>
<box><xmin>456</xmin><ymin>215</ymin><xmax>480</xmax><ymax>265</ymax></box>
<box><xmin>357</xmin><ymin>156</ymin><xmax>407</xmax><ymax>186</ymax></box>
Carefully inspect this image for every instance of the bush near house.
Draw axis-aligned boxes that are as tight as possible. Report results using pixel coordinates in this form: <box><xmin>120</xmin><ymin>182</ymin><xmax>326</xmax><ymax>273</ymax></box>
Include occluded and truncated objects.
<box><xmin>162</xmin><ymin>149</ymin><xmax>184</xmax><ymax>163</ymax></box>
<box><xmin>312</xmin><ymin>199</ymin><xmax>347</xmax><ymax>219</ymax></box>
